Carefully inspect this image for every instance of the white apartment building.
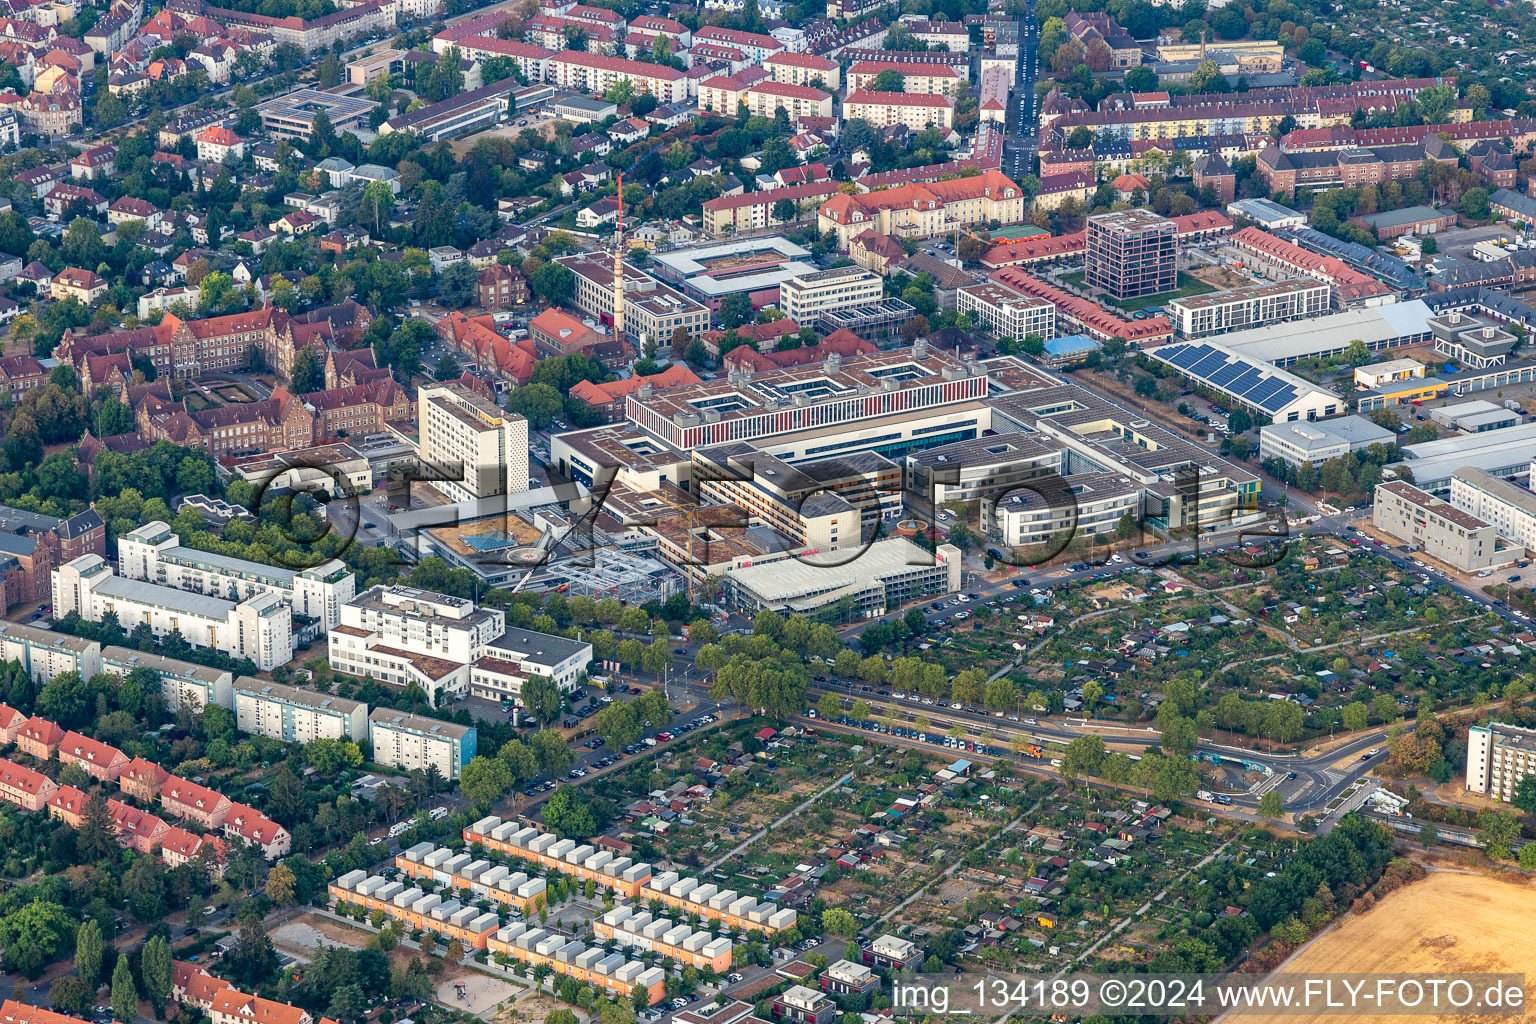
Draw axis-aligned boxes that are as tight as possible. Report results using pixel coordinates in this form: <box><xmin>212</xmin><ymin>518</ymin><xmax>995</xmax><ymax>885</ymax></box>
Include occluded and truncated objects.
<box><xmin>1467</xmin><ymin>722</ymin><xmax>1536</xmax><ymax>800</ymax></box>
<box><xmin>779</xmin><ymin>266</ymin><xmax>884</xmax><ymax>323</ymax></box>
<box><xmin>368</xmin><ymin>708</ymin><xmax>477</xmax><ymax>779</ymax></box>
<box><xmin>118</xmin><ymin>521</ymin><xmax>356</xmax><ymax>629</ymax></box>
<box><xmin>0</xmin><ymin>620</ymin><xmax>100</xmax><ymax>683</ymax></box>
<box><xmin>545</xmin><ymin>52</ymin><xmax>688</xmax><ymax>105</ymax></box>
<box><xmin>739</xmin><ymin>82</ymin><xmax>833</xmax><ymax>121</ymax></box>
<box><xmin>328</xmin><ymin>585</ymin><xmax>506</xmax><ymax>706</ymax></box>
<box><xmin>418</xmin><ymin>383</ymin><xmax>531</xmax><ymax>504</ymax></box>
<box><xmin>52</xmin><ymin>555</ymin><xmax>294</xmax><ymax>672</ymax></box>
<box><xmin>845</xmin><ymin>61</ymin><xmax>961</xmax><ymax>96</ymax></box>
<box><xmin>957</xmin><ymin>283</ymin><xmax>1057</xmax><ymax>341</ymax></box>
<box><xmin>234</xmin><ymin>677</ymin><xmax>369</xmax><ymax>743</ymax></box>
<box><xmin>1166</xmin><ymin>278</ymin><xmax>1331</xmax><ymax>339</ymax></box>
<box><xmin>1450</xmin><ymin>467</ymin><xmax>1536</xmax><ymax>553</ymax></box>
<box><xmin>843</xmin><ymin>91</ymin><xmax>954</xmax><ymax>130</ymax></box>
<box><xmin>988</xmin><ymin>473</ymin><xmax>1141</xmax><ymax>547</ymax></box>
<box><xmin>101</xmin><ymin>646</ymin><xmax>234</xmax><ymax>711</ymax></box>
<box><xmin>763</xmin><ymin>51</ymin><xmax>839</xmax><ymax>90</ymax></box>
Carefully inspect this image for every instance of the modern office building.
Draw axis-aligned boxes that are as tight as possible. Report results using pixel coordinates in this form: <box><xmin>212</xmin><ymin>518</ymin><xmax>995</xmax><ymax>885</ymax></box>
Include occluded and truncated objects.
<box><xmin>1467</xmin><ymin>721</ymin><xmax>1536</xmax><ymax>800</ymax></box>
<box><xmin>328</xmin><ymin>585</ymin><xmax>506</xmax><ymax>706</ymax></box>
<box><xmin>234</xmin><ymin>677</ymin><xmax>368</xmax><ymax>743</ymax></box>
<box><xmin>1084</xmin><ymin>210</ymin><xmax>1178</xmax><ymax>300</ymax></box>
<box><xmin>418</xmin><ymin>382</ymin><xmax>531</xmax><ymax>503</ymax></box>
<box><xmin>368</xmin><ymin>709</ymin><xmax>477</xmax><ymax>779</ymax></box>
<box><xmin>1372</xmin><ymin>479</ymin><xmax>1499</xmax><ymax>571</ymax></box>
<box><xmin>101</xmin><ymin>647</ymin><xmax>234</xmax><ymax>712</ymax></box>
<box><xmin>1257</xmin><ymin>416</ymin><xmax>1397</xmax><ymax>468</ymax></box>
<box><xmin>957</xmin><ymin>283</ymin><xmax>1058</xmax><ymax>342</ymax></box>
<box><xmin>0</xmin><ymin>621</ymin><xmax>101</xmax><ymax>684</ymax></box>
<box><xmin>1428</xmin><ymin>309</ymin><xmax>1517</xmax><ymax>370</ymax></box>
<box><xmin>1166</xmin><ymin>279</ymin><xmax>1331</xmax><ymax>338</ymax></box>
<box><xmin>118</xmin><ymin>522</ymin><xmax>355</xmax><ymax>629</ymax></box>
<box><xmin>253</xmin><ymin>89</ymin><xmax>374</xmax><ymax>141</ymax></box>
<box><xmin>778</xmin><ymin>266</ymin><xmax>884</xmax><ymax>324</ymax></box>
<box><xmin>1449</xmin><ymin>467</ymin><xmax>1536</xmax><ymax>553</ymax></box>
<box><xmin>52</xmin><ymin>555</ymin><xmax>293</xmax><ymax>671</ymax></box>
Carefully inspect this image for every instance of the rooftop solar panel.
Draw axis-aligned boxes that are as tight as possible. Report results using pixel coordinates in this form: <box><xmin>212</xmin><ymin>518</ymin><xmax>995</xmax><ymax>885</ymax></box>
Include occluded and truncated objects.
<box><xmin>1245</xmin><ymin>378</ymin><xmax>1285</xmax><ymax>405</ymax></box>
<box><xmin>1169</xmin><ymin>345</ymin><xmax>1206</xmax><ymax>369</ymax></box>
<box><xmin>1208</xmin><ymin>363</ymin><xmax>1245</xmax><ymax>389</ymax></box>
<box><xmin>1228</xmin><ymin>366</ymin><xmax>1265</xmax><ymax>394</ymax></box>
<box><xmin>1260</xmin><ymin>386</ymin><xmax>1298</xmax><ymax>412</ymax></box>
<box><xmin>1189</xmin><ymin>352</ymin><xmax>1229</xmax><ymax>377</ymax></box>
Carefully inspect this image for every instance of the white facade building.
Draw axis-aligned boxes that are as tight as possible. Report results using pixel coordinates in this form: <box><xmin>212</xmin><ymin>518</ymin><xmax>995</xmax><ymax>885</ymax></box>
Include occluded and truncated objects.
<box><xmin>368</xmin><ymin>708</ymin><xmax>477</xmax><ymax>779</ymax></box>
<box><xmin>779</xmin><ymin>266</ymin><xmax>884</xmax><ymax>324</ymax></box>
<box><xmin>101</xmin><ymin>646</ymin><xmax>234</xmax><ymax>711</ymax></box>
<box><xmin>1450</xmin><ymin>467</ymin><xmax>1536</xmax><ymax>553</ymax></box>
<box><xmin>957</xmin><ymin>283</ymin><xmax>1057</xmax><ymax>341</ymax></box>
<box><xmin>0</xmin><ymin>621</ymin><xmax>101</xmax><ymax>684</ymax></box>
<box><xmin>1467</xmin><ymin>722</ymin><xmax>1536</xmax><ymax>801</ymax></box>
<box><xmin>328</xmin><ymin>585</ymin><xmax>506</xmax><ymax>706</ymax></box>
<box><xmin>234</xmin><ymin>677</ymin><xmax>369</xmax><ymax>742</ymax></box>
<box><xmin>418</xmin><ymin>383</ymin><xmax>531</xmax><ymax>504</ymax></box>
<box><xmin>52</xmin><ymin>555</ymin><xmax>293</xmax><ymax>672</ymax></box>
<box><xmin>118</xmin><ymin>521</ymin><xmax>355</xmax><ymax>629</ymax></box>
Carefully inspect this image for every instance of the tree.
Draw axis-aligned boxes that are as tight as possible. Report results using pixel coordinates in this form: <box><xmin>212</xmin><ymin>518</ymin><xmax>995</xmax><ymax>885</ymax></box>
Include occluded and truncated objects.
<box><xmin>50</xmin><ymin>977</ymin><xmax>94</xmax><ymax>1018</ymax></box>
<box><xmin>772</xmin><ymin>197</ymin><xmax>796</xmax><ymax>224</ymax></box>
<box><xmin>75</xmin><ymin>918</ymin><xmax>103</xmax><ymax>989</ymax></box>
<box><xmin>111</xmin><ymin>951</ymin><xmax>139</xmax><ymax>1024</ymax></box>
<box><xmin>437</xmin><ymin>260</ymin><xmax>478</xmax><ymax>308</ymax></box>
<box><xmin>1258</xmin><ymin>789</ymin><xmax>1284</xmax><ymax>819</ymax></box>
<box><xmin>141</xmin><ymin>934</ymin><xmax>173</xmax><ymax>1016</ymax></box>
<box><xmin>1188</xmin><ymin>58</ymin><xmax>1225</xmax><ymax>92</ymax></box>
<box><xmin>506</xmin><ymin>383</ymin><xmax>564</xmax><ymax>430</ymax></box>
<box><xmin>1512</xmin><ymin>776</ymin><xmax>1536</xmax><ymax>814</ymax></box>
<box><xmin>543</xmin><ymin>786</ymin><xmax>596</xmax><ymax>839</ymax></box>
<box><xmin>817</xmin><ymin>692</ymin><xmax>842</xmax><ymax>720</ymax></box>
<box><xmin>821</xmin><ymin>908</ymin><xmax>857</xmax><ymax>936</ymax></box>
<box><xmin>266</xmin><ymin>862</ymin><xmax>298</xmax><ymax>907</ymax></box>
<box><xmin>870</xmin><ymin>69</ymin><xmax>905</xmax><ymax>92</ymax></box>
<box><xmin>460</xmin><ymin>755</ymin><xmax>514</xmax><ymax>810</ymax></box>
<box><xmin>1060</xmin><ymin>734</ymin><xmax>1106</xmax><ymax>780</ymax></box>
<box><xmin>77</xmin><ymin>792</ymin><xmax>117</xmax><ymax>862</ymax></box>
<box><xmin>521</xmin><ymin>676</ymin><xmax>563</xmax><ymax>725</ymax></box>
<box><xmin>290</xmin><ymin>345</ymin><xmax>326</xmax><ymax>394</ymax></box>
<box><xmin>718</xmin><ymin>293</ymin><xmax>752</xmax><ymax>329</ymax></box>
<box><xmin>361</xmin><ymin>179</ymin><xmax>395</xmax><ymax>237</ymax></box>
<box><xmin>1462</xmin><ymin>187</ymin><xmax>1491</xmax><ymax>221</ymax></box>
<box><xmin>227</xmin><ymin>912</ymin><xmax>279</xmax><ymax>987</ymax></box>
<box><xmin>530</xmin><ymin>729</ymin><xmax>574</xmax><ymax>777</ymax></box>
<box><xmin>1478</xmin><ymin>808</ymin><xmax>1522</xmax><ymax>859</ymax></box>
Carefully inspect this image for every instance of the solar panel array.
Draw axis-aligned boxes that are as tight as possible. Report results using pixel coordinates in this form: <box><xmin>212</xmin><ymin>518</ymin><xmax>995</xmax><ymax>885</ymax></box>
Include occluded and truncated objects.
<box><xmin>1152</xmin><ymin>342</ymin><xmax>1302</xmax><ymax>414</ymax></box>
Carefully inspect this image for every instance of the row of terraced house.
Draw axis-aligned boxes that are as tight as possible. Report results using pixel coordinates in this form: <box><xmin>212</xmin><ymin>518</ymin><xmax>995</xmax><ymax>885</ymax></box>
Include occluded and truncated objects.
<box><xmin>0</xmin><ymin>702</ymin><xmax>290</xmax><ymax>864</ymax></box>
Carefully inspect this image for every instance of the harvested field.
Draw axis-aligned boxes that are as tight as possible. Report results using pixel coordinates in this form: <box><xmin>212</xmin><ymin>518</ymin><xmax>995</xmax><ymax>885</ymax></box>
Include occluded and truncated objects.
<box><xmin>1247</xmin><ymin>870</ymin><xmax>1536</xmax><ymax>1022</ymax></box>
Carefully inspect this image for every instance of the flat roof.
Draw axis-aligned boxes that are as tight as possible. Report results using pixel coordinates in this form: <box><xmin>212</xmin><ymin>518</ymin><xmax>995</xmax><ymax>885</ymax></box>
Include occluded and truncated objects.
<box><xmin>235</xmin><ymin>677</ymin><xmax>365</xmax><ymax>714</ymax></box>
<box><xmin>94</xmin><ymin>575</ymin><xmax>235</xmax><ymax>619</ymax></box>
<box><xmin>1455</xmin><ymin>466</ymin><xmax>1536</xmax><ymax>517</ymax></box>
<box><xmin>1216</xmin><ymin>300</ymin><xmax>1434</xmax><ymax>364</ymax></box>
<box><xmin>1167</xmin><ymin>278</ymin><xmax>1325</xmax><ymax>312</ymax></box>
<box><xmin>368</xmin><ymin>707</ymin><xmax>475</xmax><ymax>738</ymax></box>
<box><xmin>488</xmin><ymin>625</ymin><xmax>591</xmax><ymax>665</ymax></box>
<box><xmin>1143</xmin><ymin>338</ymin><xmax>1339</xmax><ymax>415</ymax></box>
<box><xmin>102</xmin><ymin>645</ymin><xmax>230</xmax><ymax>682</ymax></box>
<box><xmin>728</xmin><ymin>537</ymin><xmax>950</xmax><ymax>603</ymax></box>
<box><xmin>1259</xmin><ymin>415</ymin><xmax>1396</xmax><ymax>452</ymax></box>
<box><xmin>1378</xmin><ymin>480</ymin><xmax>1492</xmax><ymax>531</ymax></box>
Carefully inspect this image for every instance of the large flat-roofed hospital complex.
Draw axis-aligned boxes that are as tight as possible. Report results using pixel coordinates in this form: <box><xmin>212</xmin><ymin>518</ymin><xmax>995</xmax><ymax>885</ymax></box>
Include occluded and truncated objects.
<box><xmin>544</xmin><ymin>342</ymin><xmax>1265</xmax><ymax>618</ymax></box>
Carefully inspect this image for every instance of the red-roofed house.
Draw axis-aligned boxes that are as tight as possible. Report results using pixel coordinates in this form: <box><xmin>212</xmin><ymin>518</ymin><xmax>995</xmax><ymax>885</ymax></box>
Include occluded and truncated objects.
<box><xmin>224</xmin><ymin>803</ymin><xmax>291</xmax><ymax>860</ymax></box>
<box><xmin>160</xmin><ymin>776</ymin><xmax>232</xmax><ymax>829</ymax></box>
<box><xmin>569</xmin><ymin>363</ymin><xmax>703</xmax><ymax>420</ymax></box>
<box><xmin>530</xmin><ymin>308</ymin><xmax>603</xmax><ymax>359</ymax></box>
<box><xmin>174</xmin><ymin>960</ymin><xmax>227</xmax><ymax>1008</ymax></box>
<box><xmin>70</xmin><ymin>144</ymin><xmax>116</xmax><ymax>181</ymax></box>
<box><xmin>722</xmin><ymin>331</ymin><xmax>876</xmax><ymax>373</ymax></box>
<box><xmin>160</xmin><ymin>827</ymin><xmax>227</xmax><ymax>876</ymax></box>
<box><xmin>0</xmin><ymin>757</ymin><xmax>58</xmax><ymax>811</ymax></box>
<box><xmin>16</xmin><ymin>716</ymin><xmax>62</xmax><ymax>760</ymax></box>
<box><xmin>0</xmin><ymin>703</ymin><xmax>24</xmax><ymax>745</ymax></box>
<box><xmin>46</xmin><ymin>784</ymin><xmax>86</xmax><ymax>827</ymax></box>
<box><xmin>120</xmin><ymin>756</ymin><xmax>172</xmax><ymax>802</ymax></box>
<box><xmin>207</xmin><ymin>987</ymin><xmax>313</xmax><ymax>1024</ymax></box>
<box><xmin>57</xmin><ymin>730</ymin><xmax>129</xmax><ymax>782</ymax></box>
<box><xmin>844</xmin><ymin>90</ymin><xmax>953</xmax><ymax>130</ymax></box>
<box><xmin>108</xmin><ymin>797</ymin><xmax>170</xmax><ymax>854</ymax></box>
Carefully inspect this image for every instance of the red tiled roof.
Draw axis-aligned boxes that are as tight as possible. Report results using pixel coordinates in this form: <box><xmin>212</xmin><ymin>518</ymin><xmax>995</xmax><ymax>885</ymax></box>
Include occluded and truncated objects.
<box><xmin>846</xmin><ymin>89</ymin><xmax>953</xmax><ymax>108</ymax></box>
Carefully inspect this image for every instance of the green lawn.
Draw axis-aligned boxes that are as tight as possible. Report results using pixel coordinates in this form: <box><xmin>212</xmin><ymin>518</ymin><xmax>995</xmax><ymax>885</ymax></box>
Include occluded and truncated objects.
<box><xmin>1056</xmin><ymin>270</ymin><xmax>1217</xmax><ymax>312</ymax></box>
